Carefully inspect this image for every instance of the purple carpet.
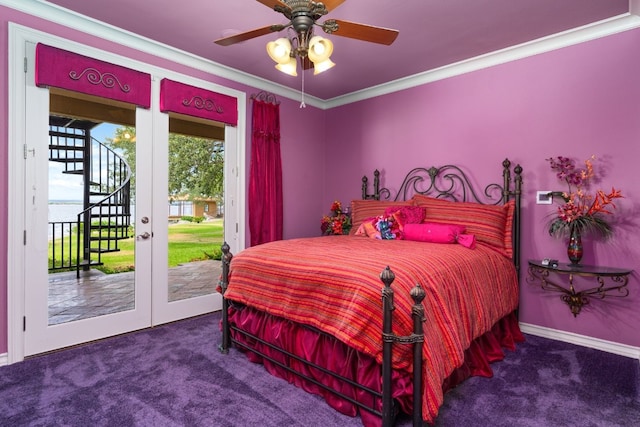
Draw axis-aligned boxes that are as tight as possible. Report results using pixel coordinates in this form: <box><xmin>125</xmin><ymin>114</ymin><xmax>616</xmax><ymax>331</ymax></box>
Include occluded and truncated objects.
<box><xmin>0</xmin><ymin>312</ymin><xmax>638</xmax><ymax>426</ymax></box>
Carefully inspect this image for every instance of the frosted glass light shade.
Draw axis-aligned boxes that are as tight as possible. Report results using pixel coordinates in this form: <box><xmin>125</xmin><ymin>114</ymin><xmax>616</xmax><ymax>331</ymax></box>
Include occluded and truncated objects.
<box><xmin>312</xmin><ymin>58</ymin><xmax>336</xmax><ymax>75</ymax></box>
<box><xmin>308</xmin><ymin>36</ymin><xmax>335</xmax><ymax>74</ymax></box>
<box><xmin>308</xmin><ymin>36</ymin><xmax>334</xmax><ymax>62</ymax></box>
<box><xmin>267</xmin><ymin>38</ymin><xmax>292</xmax><ymax>64</ymax></box>
<box><xmin>275</xmin><ymin>56</ymin><xmax>298</xmax><ymax>76</ymax></box>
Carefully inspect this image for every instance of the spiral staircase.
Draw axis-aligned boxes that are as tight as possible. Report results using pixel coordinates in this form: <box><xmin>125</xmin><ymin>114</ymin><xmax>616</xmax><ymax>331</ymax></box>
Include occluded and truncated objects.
<box><xmin>48</xmin><ymin>116</ymin><xmax>132</xmax><ymax>277</ymax></box>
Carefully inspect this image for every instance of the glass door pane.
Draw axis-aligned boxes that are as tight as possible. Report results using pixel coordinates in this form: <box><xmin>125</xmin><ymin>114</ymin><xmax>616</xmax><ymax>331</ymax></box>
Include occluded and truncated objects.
<box><xmin>166</xmin><ymin>118</ymin><xmax>224</xmax><ymax>304</ymax></box>
<box><xmin>47</xmin><ymin>112</ymin><xmax>137</xmax><ymax>325</ymax></box>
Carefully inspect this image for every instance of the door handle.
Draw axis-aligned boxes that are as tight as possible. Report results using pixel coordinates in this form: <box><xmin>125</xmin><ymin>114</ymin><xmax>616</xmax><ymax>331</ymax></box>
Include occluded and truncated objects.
<box><xmin>136</xmin><ymin>232</ymin><xmax>151</xmax><ymax>240</ymax></box>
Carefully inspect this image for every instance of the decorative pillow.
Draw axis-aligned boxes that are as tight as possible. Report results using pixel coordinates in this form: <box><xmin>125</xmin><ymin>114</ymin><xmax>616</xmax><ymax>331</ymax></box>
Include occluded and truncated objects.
<box><xmin>354</xmin><ymin>218</ymin><xmax>379</xmax><ymax>238</ymax></box>
<box><xmin>403</xmin><ymin>222</ymin><xmax>475</xmax><ymax>246</ymax></box>
<box><xmin>411</xmin><ymin>194</ymin><xmax>514</xmax><ymax>257</ymax></box>
<box><xmin>349</xmin><ymin>200</ymin><xmax>413</xmax><ymax>236</ymax></box>
<box><xmin>355</xmin><ymin>215</ymin><xmax>400</xmax><ymax>240</ymax></box>
<box><xmin>354</xmin><ymin>223</ymin><xmax>369</xmax><ymax>236</ymax></box>
<box><xmin>389</xmin><ymin>206</ymin><xmax>427</xmax><ymax>230</ymax></box>
<box><xmin>375</xmin><ymin>216</ymin><xmax>397</xmax><ymax>240</ymax></box>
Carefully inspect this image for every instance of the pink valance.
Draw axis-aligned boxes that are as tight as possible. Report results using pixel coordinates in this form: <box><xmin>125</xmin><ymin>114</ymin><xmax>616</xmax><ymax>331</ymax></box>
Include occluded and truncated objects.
<box><xmin>35</xmin><ymin>43</ymin><xmax>151</xmax><ymax>109</ymax></box>
<box><xmin>160</xmin><ymin>79</ymin><xmax>237</xmax><ymax>126</ymax></box>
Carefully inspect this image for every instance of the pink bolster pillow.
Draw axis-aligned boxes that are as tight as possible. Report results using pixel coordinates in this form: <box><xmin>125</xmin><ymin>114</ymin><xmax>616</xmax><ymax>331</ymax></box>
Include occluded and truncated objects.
<box><xmin>403</xmin><ymin>222</ymin><xmax>476</xmax><ymax>249</ymax></box>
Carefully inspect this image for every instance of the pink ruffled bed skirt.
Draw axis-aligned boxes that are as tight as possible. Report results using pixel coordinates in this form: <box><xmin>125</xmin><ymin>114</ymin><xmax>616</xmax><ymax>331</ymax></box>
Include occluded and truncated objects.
<box><xmin>226</xmin><ymin>305</ymin><xmax>524</xmax><ymax>426</ymax></box>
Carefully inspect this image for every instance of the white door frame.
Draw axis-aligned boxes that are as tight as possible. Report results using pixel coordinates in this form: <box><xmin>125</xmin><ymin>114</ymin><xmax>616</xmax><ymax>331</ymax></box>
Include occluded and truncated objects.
<box><xmin>7</xmin><ymin>23</ymin><xmax>246</xmax><ymax>363</ymax></box>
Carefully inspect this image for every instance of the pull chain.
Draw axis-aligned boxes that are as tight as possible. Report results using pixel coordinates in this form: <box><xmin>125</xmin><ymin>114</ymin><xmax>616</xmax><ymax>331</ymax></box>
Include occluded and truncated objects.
<box><xmin>299</xmin><ymin>61</ymin><xmax>306</xmax><ymax>108</ymax></box>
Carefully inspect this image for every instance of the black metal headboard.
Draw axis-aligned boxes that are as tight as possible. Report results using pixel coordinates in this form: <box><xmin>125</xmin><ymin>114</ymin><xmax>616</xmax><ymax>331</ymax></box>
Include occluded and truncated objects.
<box><xmin>361</xmin><ymin>158</ymin><xmax>523</xmax><ymax>274</ymax></box>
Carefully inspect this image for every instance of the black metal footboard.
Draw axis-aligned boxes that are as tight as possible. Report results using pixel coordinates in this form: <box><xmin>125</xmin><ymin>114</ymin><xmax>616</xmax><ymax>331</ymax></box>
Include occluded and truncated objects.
<box><xmin>218</xmin><ymin>243</ymin><xmax>425</xmax><ymax>427</ymax></box>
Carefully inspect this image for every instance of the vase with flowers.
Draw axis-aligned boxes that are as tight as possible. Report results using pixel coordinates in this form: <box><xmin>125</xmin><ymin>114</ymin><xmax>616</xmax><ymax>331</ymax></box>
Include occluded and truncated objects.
<box><xmin>546</xmin><ymin>155</ymin><xmax>623</xmax><ymax>265</ymax></box>
<box><xmin>321</xmin><ymin>200</ymin><xmax>352</xmax><ymax>235</ymax></box>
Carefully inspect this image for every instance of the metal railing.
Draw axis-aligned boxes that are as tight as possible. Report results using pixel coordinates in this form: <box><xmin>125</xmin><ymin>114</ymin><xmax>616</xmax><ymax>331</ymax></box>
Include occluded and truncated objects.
<box><xmin>48</xmin><ymin>133</ymin><xmax>132</xmax><ymax>276</ymax></box>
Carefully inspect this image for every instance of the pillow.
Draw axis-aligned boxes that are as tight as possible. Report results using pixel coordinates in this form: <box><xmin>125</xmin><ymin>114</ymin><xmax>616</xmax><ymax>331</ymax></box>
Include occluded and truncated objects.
<box><xmin>411</xmin><ymin>194</ymin><xmax>515</xmax><ymax>257</ymax></box>
<box><xmin>404</xmin><ymin>222</ymin><xmax>466</xmax><ymax>243</ymax></box>
<box><xmin>355</xmin><ymin>215</ymin><xmax>400</xmax><ymax>240</ymax></box>
<box><xmin>389</xmin><ymin>206</ymin><xmax>426</xmax><ymax>230</ymax></box>
<box><xmin>349</xmin><ymin>199</ymin><xmax>413</xmax><ymax>236</ymax></box>
<box><xmin>354</xmin><ymin>219</ymin><xmax>379</xmax><ymax>238</ymax></box>
<box><xmin>374</xmin><ymin>216</ymin><xmax>398</xmax><ymax>240</ymax></box>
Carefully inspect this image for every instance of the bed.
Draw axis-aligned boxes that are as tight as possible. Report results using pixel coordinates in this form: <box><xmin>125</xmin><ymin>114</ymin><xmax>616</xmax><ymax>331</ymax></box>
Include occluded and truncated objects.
<box><xmin>218</xmin><ymin>159</ymin><xmax>524</xmax><ymax>427</ymax></box>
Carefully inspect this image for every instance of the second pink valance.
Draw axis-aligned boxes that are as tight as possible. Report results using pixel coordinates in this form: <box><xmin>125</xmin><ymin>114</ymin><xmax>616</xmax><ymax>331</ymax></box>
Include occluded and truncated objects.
<box><xmin>160</xmin><ymin>79</ymin><xmax>238</xmax><ymax>126</ymax></box>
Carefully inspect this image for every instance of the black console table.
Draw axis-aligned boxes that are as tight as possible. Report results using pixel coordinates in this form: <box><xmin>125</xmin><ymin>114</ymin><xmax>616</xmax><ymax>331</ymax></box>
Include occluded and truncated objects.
<box><xmin>527</xmin><ymin>260</ymin><xmax>632</xmax><ymax>317</ymax></box>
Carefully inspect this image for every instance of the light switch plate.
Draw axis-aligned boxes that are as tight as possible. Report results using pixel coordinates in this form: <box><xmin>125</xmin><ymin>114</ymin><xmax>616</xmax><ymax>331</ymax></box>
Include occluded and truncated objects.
<box><xmin>536</xmin><ymin>191</ymin><xmax>553</xmax><ymax>204</ymax></box>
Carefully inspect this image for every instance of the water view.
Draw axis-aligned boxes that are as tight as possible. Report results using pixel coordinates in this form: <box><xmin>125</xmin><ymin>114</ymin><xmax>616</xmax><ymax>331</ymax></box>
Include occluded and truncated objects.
<box><xmin>48</xmin><ymin>201</ymin><xmax>135</xmax><ymax>239</ymax></box>
<box><xmin>49</xmin><ymin>201</ymin><xmax>83</xmax><ymax>223</ymax></box>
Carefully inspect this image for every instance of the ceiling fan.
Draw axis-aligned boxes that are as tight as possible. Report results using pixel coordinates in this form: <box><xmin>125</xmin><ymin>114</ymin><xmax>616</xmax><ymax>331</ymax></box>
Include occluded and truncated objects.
<box><xmin>214</xmin><ymin>0</ymin><xmax>399</xmax><ymax>75</ymax></box>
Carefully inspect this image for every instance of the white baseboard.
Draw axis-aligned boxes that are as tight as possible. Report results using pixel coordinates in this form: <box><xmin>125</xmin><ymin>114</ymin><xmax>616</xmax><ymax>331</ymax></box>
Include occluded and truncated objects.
<box><xmin>519</xmin><ymin>322</ymin><xmax>640</xmax><ymax>362</ymax></box>
<box><xmin>0</xmin><ymin>353</ymin><xmax>7</xmax><ymax>366</ymax></box>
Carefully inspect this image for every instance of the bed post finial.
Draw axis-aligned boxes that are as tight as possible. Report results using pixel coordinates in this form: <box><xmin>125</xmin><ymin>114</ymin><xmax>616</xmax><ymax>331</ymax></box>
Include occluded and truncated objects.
<box><xmin>220</xmin><ymin>242</ymin><xmax>232</xmax><ymax>294</ymax></box>
<box><xmin>380</xmin><ymin>266</ymin><xmax>395</xmax><ymax>426</ymax></box>
<box><xmin>380</xmin><ymin>265</ymin><xmax>395</xmax><ymax>288</ymax></box>
<box><xmin>380</xmin><ymin>268</ymin><xmax>426</xmax><ymax>427</ymax></box>
<box><xmin>410</xmin><ymin>284</ymin><xmax>426</xmax><ymax>426</ymax></box>
<box><xmin>513</xmin><ymin>163</ymin><xmax>523</xmax><ymax>278</ymax></box>
<box><xmin>362</xmin><ymin>175</ymin><xmax>369</xmax><ymax>200</ymax></box>
<box><xmin>362</xmin><ymin>169</ymin><xmax>381</xmax><ymax>200</ymax></box>
<box><xmin>502</xmin><ymin>158</ymin><xmax>512</xmax><ymax>203</ymax></box>
<box><xmin>219</xmin><ymin>242</ymin><xmax>233</xmax><ymax>354</ymax></box>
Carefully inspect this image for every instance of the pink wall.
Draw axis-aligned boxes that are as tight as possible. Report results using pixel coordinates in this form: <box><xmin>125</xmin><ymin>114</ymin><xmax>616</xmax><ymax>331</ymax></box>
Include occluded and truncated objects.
<box><xmin>0</xmin><ymin>6</ymin><xmax>326</xmax><ymax>354</ymax></box>
<box><xmin>325</xmin><ymin>28</ymin><xmax>640</xmax><ymax>348</ymax></box>
<box><xmin>1</xmin><ymin>5</ymin><xmax>639</xmax><ymax>355</ymax></box>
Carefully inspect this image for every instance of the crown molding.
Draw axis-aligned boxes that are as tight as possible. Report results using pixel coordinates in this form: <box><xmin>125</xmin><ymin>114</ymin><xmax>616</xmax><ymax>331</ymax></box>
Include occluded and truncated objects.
<box><xmin>325</xmin><ymin>12</ymin><xmax>640</xmax><ymax>108</ymax></box>
<box><xmin>3</xmin><ymin>1</ymin><xmax>640</xmax><ymax>110</ymax></box>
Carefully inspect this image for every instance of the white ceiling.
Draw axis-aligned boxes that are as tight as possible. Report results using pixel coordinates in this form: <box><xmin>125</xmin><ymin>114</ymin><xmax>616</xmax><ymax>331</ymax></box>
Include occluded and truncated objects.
<box><xmin>34</xmin><ymin>0</ymin><xmax>633</xmax><ymax>100</ymax></box>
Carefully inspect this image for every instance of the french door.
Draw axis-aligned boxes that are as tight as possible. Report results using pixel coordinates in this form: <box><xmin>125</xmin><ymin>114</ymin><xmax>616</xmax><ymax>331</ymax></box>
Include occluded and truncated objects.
<box><xmin>9</xmin><ymin>36</ymin><xmax>243</xmax><ymax>359</ymax></box>
<box><xmin>23</xmin><ymin>64</ymin><xmax>153</xmax><ymax>355</ymax></box>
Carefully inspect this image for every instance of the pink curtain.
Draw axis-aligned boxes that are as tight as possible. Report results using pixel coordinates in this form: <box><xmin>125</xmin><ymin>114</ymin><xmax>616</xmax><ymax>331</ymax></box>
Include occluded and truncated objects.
<box><xmin>249</xmin><ymin>98</ymin><xmax>283</xmax><ymax>246</ymax></box>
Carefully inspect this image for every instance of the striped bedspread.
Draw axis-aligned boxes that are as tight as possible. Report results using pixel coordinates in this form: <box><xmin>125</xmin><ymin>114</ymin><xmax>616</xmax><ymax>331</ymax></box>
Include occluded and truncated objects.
<box><xmin>224</xmin><ymin>235</ymin><xmax>519</xmax><ymax>417</ymax></box>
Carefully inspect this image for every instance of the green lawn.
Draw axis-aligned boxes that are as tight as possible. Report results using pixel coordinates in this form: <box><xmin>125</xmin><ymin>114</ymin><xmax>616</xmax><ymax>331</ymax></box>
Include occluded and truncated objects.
<box><xmin>49</xmin><ymin>219</ymin><xmax>224</xmax><ymax>274</ymax></box>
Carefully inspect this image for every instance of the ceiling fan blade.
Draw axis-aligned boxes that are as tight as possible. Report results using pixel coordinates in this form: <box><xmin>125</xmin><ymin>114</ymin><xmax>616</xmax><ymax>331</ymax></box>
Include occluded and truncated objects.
<box><xmin>256</xmin><ymin>0</ymin><xmax>290</xmax><ymax>10</ymax></box>
<box><xmin>322</xmin><ymin>0</ymin><xmax>346</xmax><ymax>12</ymax></box>
<box><xmin>328</xmin><ymin>19</ymin><xmax>399</xmax><ymax>45</ymax></box>
<box><xmin>214</xmin><ymin>25</ymin><xmax>282</xmax><ymax>46</ymax></box>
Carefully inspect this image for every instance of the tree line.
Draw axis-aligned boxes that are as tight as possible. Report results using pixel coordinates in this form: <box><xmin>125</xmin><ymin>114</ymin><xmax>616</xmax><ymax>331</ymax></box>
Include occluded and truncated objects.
<box><xmin>105</xmin><ymin>126</ymin><xmax>224</xmax><ymax>210</ymax></box>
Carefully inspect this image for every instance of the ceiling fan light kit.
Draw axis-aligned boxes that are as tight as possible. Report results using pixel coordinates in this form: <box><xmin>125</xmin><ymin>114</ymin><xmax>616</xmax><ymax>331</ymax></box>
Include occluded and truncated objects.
<box><xmin>214</xmin><ymin>0</ymin><xmax>398</xmax><ymax>102</ymax></box>
<box><xmin>215</xmin><ymin>0</ymin><xmax>398</xmax><ymax>71</ymax></box>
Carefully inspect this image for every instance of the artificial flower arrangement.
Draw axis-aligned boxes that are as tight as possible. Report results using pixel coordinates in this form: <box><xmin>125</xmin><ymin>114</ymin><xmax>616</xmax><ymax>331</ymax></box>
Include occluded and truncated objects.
<box><xmin>546</xmin><ymin>155</ymin><xmax>623</xmax><ymax>239</ymax></box>
<box><xmin>321</xmin><ymin>200</ymin><xmax>352</xmax><ymax>235</ymax></box>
